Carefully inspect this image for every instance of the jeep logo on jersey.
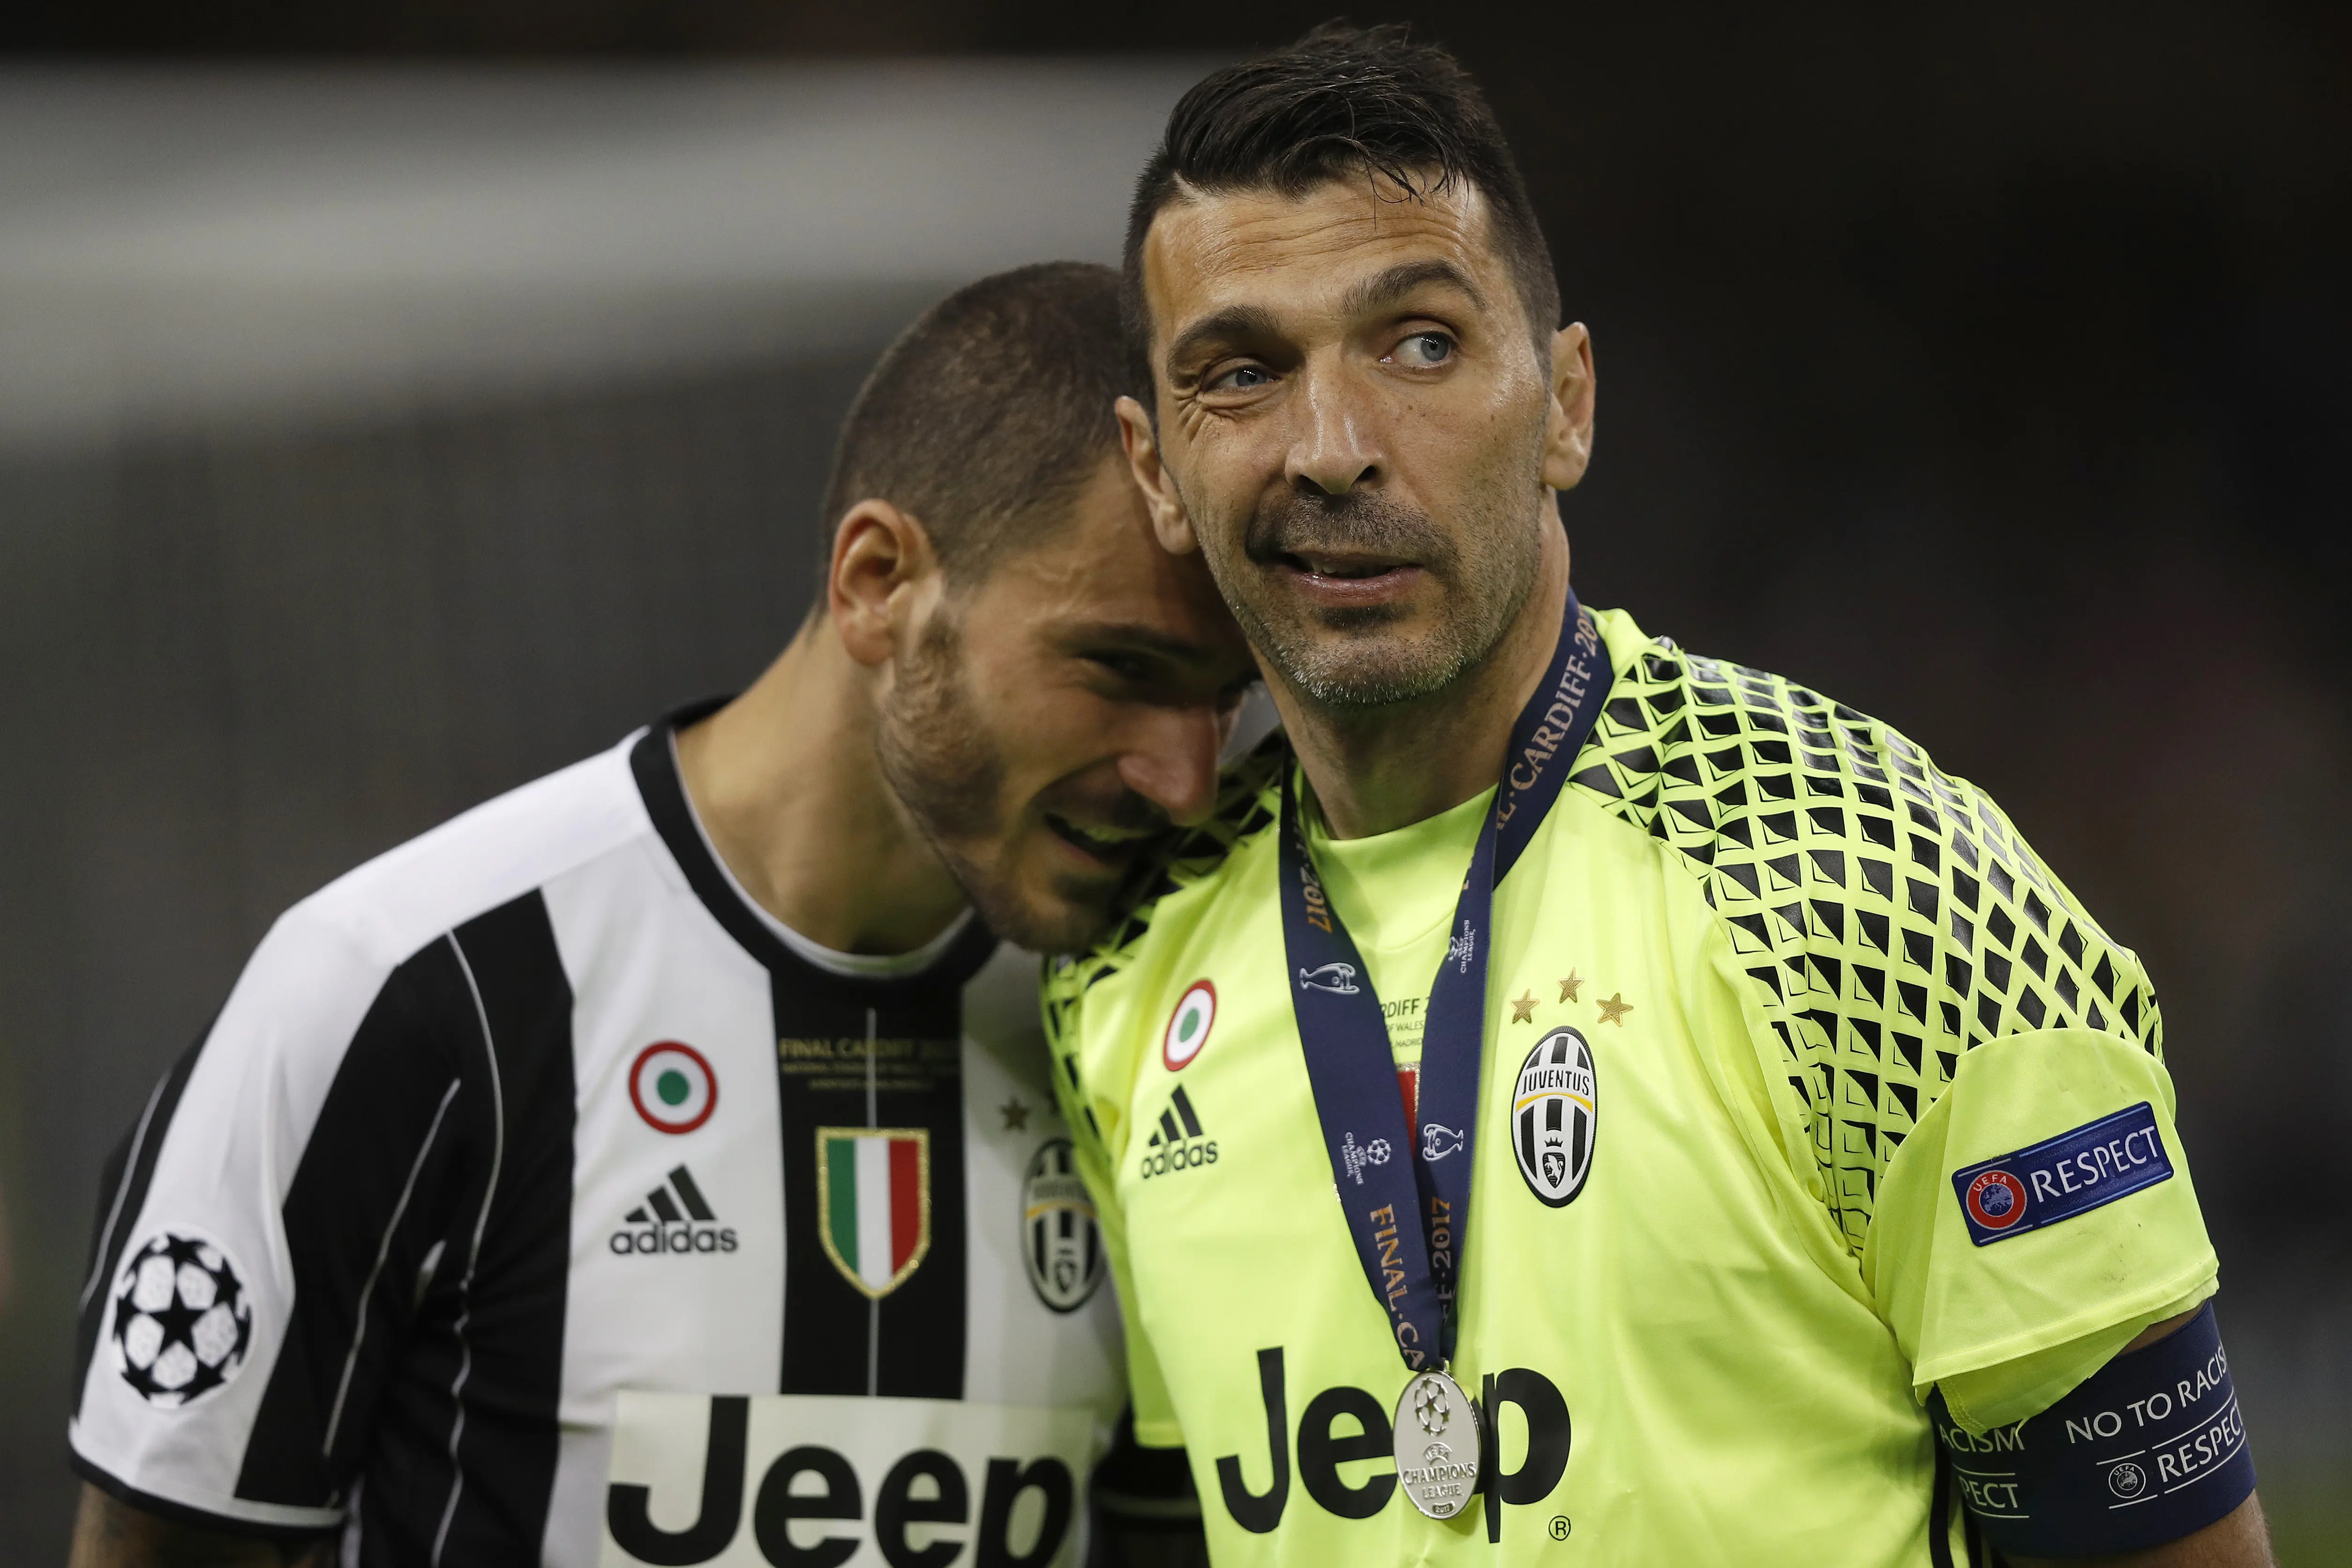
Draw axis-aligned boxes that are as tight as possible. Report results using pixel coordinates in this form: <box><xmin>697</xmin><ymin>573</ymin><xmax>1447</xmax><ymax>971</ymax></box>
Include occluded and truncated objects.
<box><xmin>816</xmin><ymin>1128</ymin><xmax>931</xmax><ymax>1298</ymax></box>
<box><xmin>110</xmin><ymin>1231</ymin><xmax>253</xmax><ymax>1408</ymax></box>
<box><xmin>605</xmin><ymin>1391</ymin><xmax>1092</xmax><ymax>1568</ymax></box>
<box><xmin>1513</xmin><ymin>1028</ymin><xmax>1598</xmax><ymax>1207</ymax></box>
<box><xmin>610</xmin><ymin>1165</ymin><xmax>738</xmax><ymax>1256</ymax></box>
<box><xmin>1163</xmin><ymin>979</ymin><xmax>1217</xmax><ymax>1070</ymax></box>
<box><xmin>1138</xmin><ymin>1085</ymin><xmax>1217</xmax><ymax>1179</ymax></box>
<box><xmin>1022</xmin><ymin>1139</ymin><xmax>1106</xmax><ymax>1312</ymax></box>
<box><xmin>630</xmin><ymin>1040</ymin><xmax>716</xmax><ymax>1134</ymax></box>
<box><xmin>1212</xmin><ymin>1347</ymin><xmax>1570</xmax><ymax>1540</ymax></box>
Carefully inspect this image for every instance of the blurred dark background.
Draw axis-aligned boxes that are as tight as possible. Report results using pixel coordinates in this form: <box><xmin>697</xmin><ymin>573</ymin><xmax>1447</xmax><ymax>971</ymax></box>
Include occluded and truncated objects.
<box><xmin>1</xmin><ymin>3</ymin><xmax>2345</xmax><ymax>1561</ymax></box>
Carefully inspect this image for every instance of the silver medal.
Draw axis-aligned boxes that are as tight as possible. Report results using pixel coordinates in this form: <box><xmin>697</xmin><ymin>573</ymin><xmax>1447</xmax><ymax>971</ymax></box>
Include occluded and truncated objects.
<box><xmin>1392</xmin><ymin>1369</ymin><xmax>1481</xmax><ymax>1519</ymax></box>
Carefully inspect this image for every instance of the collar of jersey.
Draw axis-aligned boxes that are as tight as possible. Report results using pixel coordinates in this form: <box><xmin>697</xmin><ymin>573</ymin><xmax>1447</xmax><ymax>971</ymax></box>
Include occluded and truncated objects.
<box><xmin>673</xmin><ymin>731</ymin><xmax>979</xmax><ymax>979</ymax></box>
<box><xmin>1303</xmin><ymin>769</ymin><xmax>1494</xmax><ymax>955</ymax></box>
<box><xmin>630</xmin><ymin>697</ymin><xmax>1001</xmax><ymax>999</ymax></box>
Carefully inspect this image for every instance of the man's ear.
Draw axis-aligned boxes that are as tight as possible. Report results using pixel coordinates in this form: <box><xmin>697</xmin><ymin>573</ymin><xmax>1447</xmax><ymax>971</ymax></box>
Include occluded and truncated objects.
<box><xmin>826</xmin><ymin>498</ymin><xmax>937</xmax><ymax>668</ymax></box>
<box><xmin>1117</xmin><ymin>394</ymin><xmax>1199</xmax><ymax>555</ymax></box>
<box><xmin>1541</xmin><ymin>323</ymin><xmax>1597</xmax><ymax>492</ymax></box>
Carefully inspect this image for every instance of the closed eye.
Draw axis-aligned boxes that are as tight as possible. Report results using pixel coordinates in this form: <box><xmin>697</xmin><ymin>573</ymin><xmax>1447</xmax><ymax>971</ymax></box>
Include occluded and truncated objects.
<box><xmin>1086</xmin><ymin>652</ymin><xmax>1154</xmax><ymax>683</ymax></box>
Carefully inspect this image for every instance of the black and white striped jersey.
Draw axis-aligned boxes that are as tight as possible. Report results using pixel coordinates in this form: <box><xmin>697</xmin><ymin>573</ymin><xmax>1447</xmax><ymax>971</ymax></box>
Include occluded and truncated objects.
<box><xmin>70</xmin><ymin>705</ymin><xmax>1127</xmax><ymax>1567</ymax></box>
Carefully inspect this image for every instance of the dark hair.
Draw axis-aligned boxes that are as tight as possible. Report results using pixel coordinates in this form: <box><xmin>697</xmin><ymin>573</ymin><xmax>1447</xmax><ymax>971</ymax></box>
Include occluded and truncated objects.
<box><xmin>819</xmin><ymin>261</ymin><xmax>1130</xmax><ymax>586</ymax></box>
<box><xmin>1121</xmin><ymin>22</ymin><xmax>1559</xmax><ymax>389</ymax></box>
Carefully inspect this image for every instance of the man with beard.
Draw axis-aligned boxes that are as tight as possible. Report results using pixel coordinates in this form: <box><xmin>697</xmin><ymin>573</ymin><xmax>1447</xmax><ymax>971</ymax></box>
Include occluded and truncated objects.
<box><xmin>1047</xmin><ymin>27</ymin><xmax>2269</xmax><ymax>1568</ymax></box>
<box><xmin>68</xmin><ymin>263</ymin><xmax>1243</xmax><ymax>1567</ymax></box>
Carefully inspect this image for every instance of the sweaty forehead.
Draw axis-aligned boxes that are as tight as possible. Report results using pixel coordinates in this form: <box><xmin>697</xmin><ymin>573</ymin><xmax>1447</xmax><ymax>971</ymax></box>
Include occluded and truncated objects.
<box><xmin>1144</xmin><ymin>179</ymin><xmax>1503</xmax><ymax>344</ymax></box>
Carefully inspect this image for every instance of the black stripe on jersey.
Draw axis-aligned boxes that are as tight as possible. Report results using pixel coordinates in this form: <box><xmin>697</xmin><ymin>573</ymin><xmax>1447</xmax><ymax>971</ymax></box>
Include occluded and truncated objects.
<box><xmin>633</xmin><ymin>713</ymin><xmax>999</xmax><ymax>1400</ymax></box>
<box><xmin>75</xmin><ymin>1020</ymin><xmax>212</xmax><ymax>1409</ymax></box>
<box><xmin>773</xmin><ymin>974</ymin><xmax>973</xmax><ymax>1397</ymax></box>
<box><xmin>235</xmin><ymin>937</ymin><xmax>473</xmax><ymax>1512</ymax></box>
<box><xmin>410</xmin><ymin>896</ymin><xmax>577</xmax><ymax>1564</ymax></box>
<box><xmin>235</xmin><ymin>893</ymin><xmax>573</xmax><ymax>1567</ymax></box>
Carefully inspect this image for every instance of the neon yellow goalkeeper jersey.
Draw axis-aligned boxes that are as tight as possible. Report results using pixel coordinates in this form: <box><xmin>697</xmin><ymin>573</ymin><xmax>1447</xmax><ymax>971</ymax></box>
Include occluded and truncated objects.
<box><xmin>1045</xmin><ymin>606</ymin><xmax>2219</xmax><ymax>1566</ymax></box>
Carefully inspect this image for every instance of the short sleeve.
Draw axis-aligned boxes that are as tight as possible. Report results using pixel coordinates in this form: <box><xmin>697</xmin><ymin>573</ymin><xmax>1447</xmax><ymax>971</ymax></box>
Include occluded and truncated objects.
<box><xmin>70</xmin><ymin>905</ymin><xmax>492</xmax><ymax>1532</ymax></box>
<box><xmin>1561</xmin><ymin>623</ymin><xmax>2220</xmax><ymax>1434</ymax></box>
<box><xmin>1864</xmin><ymin>1028</ymin><xmax>2218</xmax><ymax>1432</ymax></box>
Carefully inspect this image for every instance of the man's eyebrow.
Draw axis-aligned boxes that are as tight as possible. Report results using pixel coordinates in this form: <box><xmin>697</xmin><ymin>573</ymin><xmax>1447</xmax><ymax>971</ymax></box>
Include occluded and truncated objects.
<box><xmin>1341</xmin><ymin>258</ymin><xmax>1487</xmax><ymax>321</ymax></box>
<box><xmin>1164</xmin><ymin>303</ymin><xmax>1285</xmax><ymax>374</ymax></box>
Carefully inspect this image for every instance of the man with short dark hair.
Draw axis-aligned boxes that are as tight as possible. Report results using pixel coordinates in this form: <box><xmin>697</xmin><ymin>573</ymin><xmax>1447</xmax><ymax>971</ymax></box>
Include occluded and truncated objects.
<box><xmin>70</xmin><ymin>261</ymin><xmax>1245</xmax><ymax>1567</ymax></box>
<box><xmin>1049</xmin><ymin>27</ymin><xmax>2269</xmax><ymax>1566</ymax></box>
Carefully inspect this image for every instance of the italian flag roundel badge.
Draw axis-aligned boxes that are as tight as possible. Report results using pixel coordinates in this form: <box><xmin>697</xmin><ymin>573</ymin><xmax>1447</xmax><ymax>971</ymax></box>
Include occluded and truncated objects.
<box><xmin>1163</xmin><ymin>980</ymin><xmax>1216</xmax><ymax>1071</ymax></box>
<box><xmin>630</xmin><ymin>1042</ymin><xmax>716</xmax><ymax>1134</ymax></box>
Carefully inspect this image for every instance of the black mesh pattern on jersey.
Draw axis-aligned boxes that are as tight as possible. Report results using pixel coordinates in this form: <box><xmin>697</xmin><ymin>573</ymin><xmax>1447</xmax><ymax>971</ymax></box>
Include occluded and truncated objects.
<box><xmin>1570</xmin><ymin>638</ymin><xmax>2165</xmax><ymax>1253</ymax></box>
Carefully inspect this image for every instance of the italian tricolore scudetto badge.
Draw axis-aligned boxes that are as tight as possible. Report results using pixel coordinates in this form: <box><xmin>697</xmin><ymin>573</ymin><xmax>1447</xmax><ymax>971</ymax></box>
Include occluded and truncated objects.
<box><xmin>815</xmin><ymin>1127</ymin><xmax>932</xmax><ymax>1298</ymax></box>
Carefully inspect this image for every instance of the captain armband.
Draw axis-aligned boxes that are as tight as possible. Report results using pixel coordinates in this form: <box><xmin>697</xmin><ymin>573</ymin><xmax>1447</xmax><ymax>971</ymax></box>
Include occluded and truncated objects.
<box><xmin>1928</xmin><ymin>1303</ymin><xmax>2254</xmax><ymax>1558</ymax></box>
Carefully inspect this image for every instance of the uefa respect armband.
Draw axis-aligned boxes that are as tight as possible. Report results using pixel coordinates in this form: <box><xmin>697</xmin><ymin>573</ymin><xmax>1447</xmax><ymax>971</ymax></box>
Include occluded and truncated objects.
<box><xmin>1929</xmin><ymin>1303</ymin><xmax>2253</xmax><ymax>1558</ymax></box>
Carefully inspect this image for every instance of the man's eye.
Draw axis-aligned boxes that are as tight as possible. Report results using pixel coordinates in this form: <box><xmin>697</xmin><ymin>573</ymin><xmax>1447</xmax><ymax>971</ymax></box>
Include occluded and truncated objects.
<box><xmin>1206</xmin><ymin>364</ymin><xmax>1274</xmax><ymax>393</ymax></box>
<box><xmin>1391</xmin><ymin>332</ymin><xmax>1456</xmax><ymax>368</ymax></box>
<box><xmin>1089</xmin><ymin>653</ymin><xmax>1151</xmax><ymax>682</ymax></box>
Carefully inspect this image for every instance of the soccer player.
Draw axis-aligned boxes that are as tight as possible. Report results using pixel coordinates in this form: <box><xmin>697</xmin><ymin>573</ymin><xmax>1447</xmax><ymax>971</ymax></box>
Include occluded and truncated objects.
<box><xmin>68</xmin><ymin>263</ymin><xmax>1243</xmax><ymax>1566</ymax></box>
<box><xmin>1047</xmin><ymin>28</ymin><xmax>2271</xmax><ymax>1567</ymax></box>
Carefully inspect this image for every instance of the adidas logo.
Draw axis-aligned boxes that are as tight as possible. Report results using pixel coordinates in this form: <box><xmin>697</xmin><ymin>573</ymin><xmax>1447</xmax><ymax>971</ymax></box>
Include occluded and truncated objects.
<box><xmin>609</xmin><ymin>1165</ymin><xmax>737</xmax><ymax>1256</ymax></box>
<box><xmin>1138</xmin><ymin>1086</ymin><xmax>1217</xmax><ymax>1180</ymax></box>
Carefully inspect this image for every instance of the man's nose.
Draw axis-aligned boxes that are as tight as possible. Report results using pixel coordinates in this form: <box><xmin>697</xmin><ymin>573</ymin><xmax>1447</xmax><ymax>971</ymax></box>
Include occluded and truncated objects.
<box><xmin>1115</xmin><ymin>704</ymin><xmax>1227</xmax><ymax>829</ymax></box>
<box><xmin>1285</xmin><ymin>364</ymin><xmax>1379</xmax><ymax>496</ymax></box>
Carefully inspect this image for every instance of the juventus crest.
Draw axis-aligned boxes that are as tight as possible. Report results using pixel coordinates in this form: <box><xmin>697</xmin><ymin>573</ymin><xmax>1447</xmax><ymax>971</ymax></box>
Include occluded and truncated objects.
<box><xmin>1020</xmin><ymin>1139</ymin><xmax>1106</xmax><ymax>1312</ymax></box>
<box><xmin>1512</xmin><ymin>1028</ymin><xmax>1599</xmax><ymax>1207</ymax></box>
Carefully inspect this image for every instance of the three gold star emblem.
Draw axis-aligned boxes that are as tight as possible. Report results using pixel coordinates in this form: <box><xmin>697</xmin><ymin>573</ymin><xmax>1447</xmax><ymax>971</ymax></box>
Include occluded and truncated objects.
<box><xmin>1595</xmin><ymin>992</ymin><xmax>1634</xmax><ymax>1027</ymax></box>
<box><xmin>1510</xmin><ymin>991</ymin><xmax>1537</xmax><ymax>1024</ymax></box>
<box><xmin>1000</xmin><ymin>1097</ymin><xmax>1030</xmax><ymax>1132</ymax></box>
<box><xmin>1558</xmin><ymin>969</ymin><xmax>1584</xmax><ymax>1004</ymax></box>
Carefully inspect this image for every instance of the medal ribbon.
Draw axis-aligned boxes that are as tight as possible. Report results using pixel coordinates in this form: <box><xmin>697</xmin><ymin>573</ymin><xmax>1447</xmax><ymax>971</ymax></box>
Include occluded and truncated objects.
<box><xmin>1277</xmin><ymin>587</ymin><xmax>1611</xmax><ymax>1372</ymax></box>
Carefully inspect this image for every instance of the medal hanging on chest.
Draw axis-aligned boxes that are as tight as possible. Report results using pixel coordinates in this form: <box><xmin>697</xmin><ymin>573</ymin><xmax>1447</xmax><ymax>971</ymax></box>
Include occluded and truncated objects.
<box><xmin>1275</xmin><ymin>588</ymin><xmax>1611</xmax><ymax>1521</ymax></box>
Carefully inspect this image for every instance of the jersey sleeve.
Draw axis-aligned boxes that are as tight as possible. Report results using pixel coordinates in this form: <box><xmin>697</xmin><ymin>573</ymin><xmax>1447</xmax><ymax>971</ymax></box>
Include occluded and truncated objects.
<box><xmin>1567</xmin><ymin>619</ymin><xmax>2218</xmax><ymax>1433</ymax></box>
<box><xmin>70</xmin><ymin>901</ymin><xmax>498</xmax><ymax>1533</ymax></box>
<box><xmin>1866</xmin><ymin>1027</ymin><xmax>2215</xmax><ymax>1431</ymax></box>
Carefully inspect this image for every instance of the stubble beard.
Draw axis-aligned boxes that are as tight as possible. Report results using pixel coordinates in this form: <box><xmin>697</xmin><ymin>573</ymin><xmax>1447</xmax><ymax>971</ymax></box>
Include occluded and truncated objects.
<box><xmin>873</xmin><ymin>612</ymin><xmax>1117</xmax><ymax>955</ymax></box>
<box><xmin>1203</xmin><ymin>468</ymin><xmax>1546</xmax><ymax>711</ymax></box>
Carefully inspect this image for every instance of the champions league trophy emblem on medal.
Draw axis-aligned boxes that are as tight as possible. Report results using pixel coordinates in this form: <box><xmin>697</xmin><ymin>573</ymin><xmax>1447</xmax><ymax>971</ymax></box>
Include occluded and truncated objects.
<box><xmin>1394</xmin><ymin>1369</ymin><xmax>1482</xmax><ymax>1520</ymax></box>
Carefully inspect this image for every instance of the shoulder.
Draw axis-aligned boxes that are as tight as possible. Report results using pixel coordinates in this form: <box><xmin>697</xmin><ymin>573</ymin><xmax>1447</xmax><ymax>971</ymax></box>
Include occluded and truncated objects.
<box><xmin>1043</xmin><ymin>733</ymin><xmax>1284</xmax><ymax>1049</ymax></box>
<box><xmin>212</xmin><ymin>732</ymin><xmax>654</xmax><ymax>1072</ymax></box>
<box><xmin>1566</xmin><ymin>608</ymin><xmax>2161</xmax><ymax>1245</ymax></box>
<box><xmin>288</xmin><ymin>732</ymin><xmax>654</xmax><ymax>973</ymax></box>
<box><xmin>1573</xmin><ymin>609</ymin><xmax>2155</xmax><ymax>1042</ymax></box>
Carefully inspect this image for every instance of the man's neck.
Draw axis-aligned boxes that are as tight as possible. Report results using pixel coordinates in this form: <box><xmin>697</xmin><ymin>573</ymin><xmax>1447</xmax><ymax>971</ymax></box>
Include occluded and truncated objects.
<box><xmin>674</xmin><ymin>619</ymin><xmax>968</xmax><ymax>956</ymax></box>
<box><xmin>1273</xmin><ymin>523</ymin><xmax>1573</xmax><ymax>841</ymax></box>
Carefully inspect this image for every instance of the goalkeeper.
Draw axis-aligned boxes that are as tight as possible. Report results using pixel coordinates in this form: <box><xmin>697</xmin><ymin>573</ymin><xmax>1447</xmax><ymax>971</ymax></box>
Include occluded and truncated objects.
<box><xmin>1047</xmin><ymin>23</ymin><xmax>2269</xmax><ymax>1567</ymax></box>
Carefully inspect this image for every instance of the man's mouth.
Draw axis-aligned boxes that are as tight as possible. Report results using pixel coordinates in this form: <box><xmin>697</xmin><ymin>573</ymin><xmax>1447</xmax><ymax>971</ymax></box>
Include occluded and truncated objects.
<box><xmin>1043</xmin><ymin>813</ymin><xmax>1158</xmax><ymax>868</ymax></box>
<box><xmin>1275</xmin><ymin>549</ymin><xmax>1426</xmax><ymax>604</ymax></box>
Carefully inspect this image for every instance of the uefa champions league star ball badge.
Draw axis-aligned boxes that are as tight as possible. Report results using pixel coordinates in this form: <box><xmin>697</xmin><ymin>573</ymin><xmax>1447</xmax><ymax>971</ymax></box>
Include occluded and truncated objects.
<box><xmin>1393</xmin><ymin>1369</ymin><xmax>1482</xmax><ymax>1519</ymax></box>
